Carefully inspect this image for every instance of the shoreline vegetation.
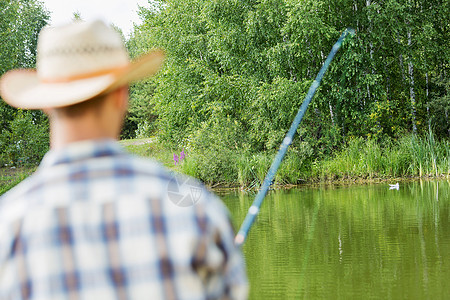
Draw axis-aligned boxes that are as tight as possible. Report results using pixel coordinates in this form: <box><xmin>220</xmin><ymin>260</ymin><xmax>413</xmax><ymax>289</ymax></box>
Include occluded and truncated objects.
<box><xmin>1</xmin><ymin>132</ymin><xmax>448</xmax><ymax>196</ymax></box>
<box><xmin>124</xmin><ymin>132</ymin><xmax>450</xmax><ymax>190</ymax></box>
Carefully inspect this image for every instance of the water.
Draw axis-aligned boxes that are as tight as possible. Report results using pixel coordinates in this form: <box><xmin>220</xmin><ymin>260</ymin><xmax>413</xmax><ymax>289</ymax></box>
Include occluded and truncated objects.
<box><xmin>220</xmin><ymin>180</ymin><xmax>450</xmax><ymax>300</ymax></box>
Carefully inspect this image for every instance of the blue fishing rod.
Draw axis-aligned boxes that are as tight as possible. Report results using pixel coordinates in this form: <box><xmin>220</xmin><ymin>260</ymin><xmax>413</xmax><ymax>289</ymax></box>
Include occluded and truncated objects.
<box><xmin>235</xmin><ymin>28</ymin><xmax>355</xmax><ymax>247</ymax></box>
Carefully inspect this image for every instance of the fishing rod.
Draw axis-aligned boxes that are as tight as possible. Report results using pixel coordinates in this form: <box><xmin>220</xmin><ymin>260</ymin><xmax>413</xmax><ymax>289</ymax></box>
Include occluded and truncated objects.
<box><xmin>235</xmin><ymin>28</ymin><xmax>355</xmax><ymax>247</ymax></box>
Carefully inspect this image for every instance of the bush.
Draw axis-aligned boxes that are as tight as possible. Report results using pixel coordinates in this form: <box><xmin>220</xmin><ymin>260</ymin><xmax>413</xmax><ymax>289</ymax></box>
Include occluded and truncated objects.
<box><xmin>0</xmin><ymin>110</ymin><xmax>49</xmax><ymax>167</ymax></box>
<box><xmin>179</xmin><ymin>115</ymin><xmax>249</xmax><ymax>185</ymax></box>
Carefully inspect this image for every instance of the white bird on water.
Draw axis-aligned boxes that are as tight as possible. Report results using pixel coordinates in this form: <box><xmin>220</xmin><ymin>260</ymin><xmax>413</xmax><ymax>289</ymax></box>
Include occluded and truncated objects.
<box><xmin>389</xmin><ymin>183</ymin><xmax>399</xmax><ymax>190</ymax></box>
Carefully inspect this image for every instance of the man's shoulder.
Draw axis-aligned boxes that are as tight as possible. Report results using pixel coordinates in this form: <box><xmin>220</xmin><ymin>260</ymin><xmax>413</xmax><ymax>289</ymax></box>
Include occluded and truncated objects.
<box><xmin>0</xmin><ymin>170</ymin><xmax>39</xmax><ymax>201</ymax></box>
<box><xmin>120</xmin><ymin>154</ymin><xmax>171</xmax><ymax>178</ymax></box>
<box><xmin>0</xmin><ymin>153</ymin><xmax>227</xmax><ymax>230</ymax></box>
<box><xmin>128</xmin><ymin>155</ymin><xmax>221</xmax><ymax>205</ymax></box>
<box><xmin>0</xmin><ymin>153</ymin><xmax>219</xmax><ymax>210</ymax></box>
<box><xmin>106</xmin><ymin>155</ymin><xmax>229</xmax><ymax>220</ymax></box>
<box><xmin>0</xmin><ymin>174</ymin><xmax>40</xmax><ymax>226</ymax></box>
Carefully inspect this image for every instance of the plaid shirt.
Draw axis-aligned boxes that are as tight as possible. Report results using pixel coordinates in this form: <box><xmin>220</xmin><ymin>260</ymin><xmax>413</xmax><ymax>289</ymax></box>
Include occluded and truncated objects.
<box><xmin>0</xmin><ymin>140</ymin><xmax>248</xmax><ymax>300</ymax></box>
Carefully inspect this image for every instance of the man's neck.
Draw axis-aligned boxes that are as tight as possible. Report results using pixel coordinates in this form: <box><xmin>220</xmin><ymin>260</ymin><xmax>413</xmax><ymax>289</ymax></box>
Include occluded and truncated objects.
<box><xmin>49</xmin><ymin>113</ymin><xmax>119</xmax><ymax>150</ymax></box>
<box><xmin>46</xmin><ymin>88</ymin><xmax>127</xmax><ymax>149</ymax></box>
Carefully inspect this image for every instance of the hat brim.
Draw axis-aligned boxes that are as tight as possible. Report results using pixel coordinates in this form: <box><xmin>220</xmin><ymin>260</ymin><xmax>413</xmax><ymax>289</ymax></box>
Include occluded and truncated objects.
<box><xmin>0</xmin><ymin>49</ymin><xmax>165</xmax><ymax>109</ymax></box>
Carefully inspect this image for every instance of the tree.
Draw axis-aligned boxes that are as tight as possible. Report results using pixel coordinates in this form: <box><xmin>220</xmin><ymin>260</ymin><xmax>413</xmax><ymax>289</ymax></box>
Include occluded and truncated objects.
<box><xmin>129</xmin><ymin>0</ymin><xmax>449</xmax><ymax>155</ymax></box>
<box><xmin>0</xmin><ymin>0</ymin><xmax>50</xmax><ymax>166</ymax></box>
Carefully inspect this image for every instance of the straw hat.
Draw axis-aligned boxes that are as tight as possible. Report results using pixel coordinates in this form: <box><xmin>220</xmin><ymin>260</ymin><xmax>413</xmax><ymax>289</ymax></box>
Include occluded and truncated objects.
<box><xmin>0</xmin><ymin>20</ymin><xmax>165</xmax><ymax>109</ymax></box>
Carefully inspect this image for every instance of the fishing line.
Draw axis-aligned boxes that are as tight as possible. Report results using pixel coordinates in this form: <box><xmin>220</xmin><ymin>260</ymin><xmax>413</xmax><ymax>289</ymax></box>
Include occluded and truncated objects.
<box><xmin>235</xmin><ymin>28</ymin><xmax>355</xmax><ymax>246</ymax></box>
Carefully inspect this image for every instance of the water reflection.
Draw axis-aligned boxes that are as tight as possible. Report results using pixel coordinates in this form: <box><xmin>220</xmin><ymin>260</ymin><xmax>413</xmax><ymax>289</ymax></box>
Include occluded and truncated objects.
<box><xmin>221</xmin><ymin>180</ymin><xmax>450</xmax><ymax>300</ymax></box>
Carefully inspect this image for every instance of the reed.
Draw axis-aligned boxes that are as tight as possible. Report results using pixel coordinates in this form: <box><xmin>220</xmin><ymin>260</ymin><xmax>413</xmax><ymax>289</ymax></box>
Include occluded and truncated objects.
<box><xmin>319</xmin><ymin>132</ymin><xmax>449</xmax><ymax>181</ymax></box>
<box><xmin>235</xmin><ymin>152</ymin><xmax>257</xmax><ymax>187</ymax></box>
<box><xmin>121</xmin><ymin>133</ymin><xmax>450</xmax><ymax>187</ymax></box>
<box><xmin>3</xmin><ymin>133</ymin><xmax>447</xmax><ymax>196</ymax></box>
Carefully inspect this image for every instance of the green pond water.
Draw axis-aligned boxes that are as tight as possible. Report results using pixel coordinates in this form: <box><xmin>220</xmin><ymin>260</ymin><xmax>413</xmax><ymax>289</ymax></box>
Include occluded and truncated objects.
<box><xmin>220</xmin><ymin>180</ymin><xmax>450</xmax><ymax>300</ymax></box>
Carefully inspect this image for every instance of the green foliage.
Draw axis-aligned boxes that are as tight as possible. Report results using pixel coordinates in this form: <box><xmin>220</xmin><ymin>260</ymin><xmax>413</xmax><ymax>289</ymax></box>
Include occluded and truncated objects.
<box><xmin>119</xmin><ymin>133</ymin><xmax>448</xmax><ymax>187</ymax></box>
<box><xmin>316</xmin><ymin>132</ymin><xmax>449</xmax><ymax>181</ymax></box>
<box><xmin>249</xmin><ymin>78</ymin><xmax>311</xmax><ymax>151</ymax></box>
<box><xmin>0</xmin><ymin>0</ymin><xmax>49</xmax><ymax>72</ymax></box>
<box><xmin>184</xmin><ymin>115</ymin><xmax>248</xmax><ymax>184</ymax></box>
<box><xmin>122</xmin><ymin>0</ymin><xmax>450</xmax><ymax>184</ymax></box>
<box><xmin>121</xmin><ymin>80</ymin><xmax>159</xmax><ymax>139</ymax></box>
<box><xmin>130</xmin><ymin>0</ymin><xmax>448</xmax><ymax>148</ymax></box>
<box><xmin>72</xmin><ymin>11</ymin><xmax>83</xmax><ymax>21</ymax></box>
<box><xmin>429</xmin><ymin>76</ymin><xmax>450</xmax><ymax>138</ymax></box>
<box><xmin>0</xmin><ymin>0</ymin><xmax>50</xmax><ymax>167</ymax></box>
<box><xmin>0</xmin><ymin>110</ymin><xmax>49</xmax><ymax>166</ymax></box>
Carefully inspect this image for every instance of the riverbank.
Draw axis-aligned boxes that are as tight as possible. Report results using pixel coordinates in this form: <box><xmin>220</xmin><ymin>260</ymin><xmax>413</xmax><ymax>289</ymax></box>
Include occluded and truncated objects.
<box><xmin>1</xmin><ymin>134</ymin><xmax>448</xmax><ymax>195</ymax></box>
<box><xmin>122</xmin><ymin>133</ymin><xmax>450</xmax><ymax>189</ymax></box>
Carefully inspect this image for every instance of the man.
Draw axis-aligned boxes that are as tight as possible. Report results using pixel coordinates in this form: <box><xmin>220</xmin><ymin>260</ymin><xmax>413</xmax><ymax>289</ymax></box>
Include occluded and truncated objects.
<box><xmin>0</xmin><ymin>20</ymin><xmax>248</xmax><ymax>299</ymax></box>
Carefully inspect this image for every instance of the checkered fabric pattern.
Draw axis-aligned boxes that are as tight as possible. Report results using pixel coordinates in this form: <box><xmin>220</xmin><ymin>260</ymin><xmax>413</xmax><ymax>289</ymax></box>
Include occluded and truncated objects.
<box><xmin>0</xmin><ymin>140</ymin><xmax>248</xmax><ymax>300</ymax></box>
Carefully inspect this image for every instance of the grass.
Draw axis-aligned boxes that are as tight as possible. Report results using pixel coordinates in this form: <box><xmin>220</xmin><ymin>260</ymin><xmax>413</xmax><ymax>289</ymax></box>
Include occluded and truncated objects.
<box><xmin>315</xmin><ymin>133</ymin><xmax>450</xmax><ymax>182</ymax></box>
<box><xmin>119</xmin><ymin>138</ymin><xmax>180</xmax><ymax>169</ymax></box>
<box><xmin>1</xmin><ymin>133</ymin><xmax>448</xmax><ymax>195</ymax></box>
<box><xmin>0</xmin><ymin>167</ymin><xmax>36</xmax><ymax>195</ymax></box>
<box><xmin>123</xmin><ymin>133</ymin><xmax>449</xmax><ymax>188</ymax></box>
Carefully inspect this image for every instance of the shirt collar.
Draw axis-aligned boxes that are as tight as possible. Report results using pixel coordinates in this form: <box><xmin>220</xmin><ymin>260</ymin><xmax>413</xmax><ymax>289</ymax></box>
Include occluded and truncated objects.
<box><xmin>39</xmin><ymin>139</ymin><xmax>126</xmax><ymax>168</ymax></box>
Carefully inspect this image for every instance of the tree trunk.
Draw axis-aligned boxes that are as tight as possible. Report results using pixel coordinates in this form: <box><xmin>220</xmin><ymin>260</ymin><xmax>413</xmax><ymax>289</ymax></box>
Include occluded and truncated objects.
<box><xmin>426</xmin><ymin>72</ymin><xmax>431</xmax><ymax>132</ymax></box>
<box><xmin>446</xmin><ymin>108</ymin><xmax>450</xmax><ymax>138</ymax></box>
<box><xmin>329</xmin><ymin>101</ymin><xmax>335</xmax><ymax>126</ymax></box>
<box><xmin>407</xmin><ymin>28</ymin><xmax>417</xmax><ymax>134</ymax></box>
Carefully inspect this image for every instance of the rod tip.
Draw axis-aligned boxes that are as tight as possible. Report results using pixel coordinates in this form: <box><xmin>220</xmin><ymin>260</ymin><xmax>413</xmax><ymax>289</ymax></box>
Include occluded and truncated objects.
<box><xmin>346</xmin><ymin>28</ymin><xmax>356</xmax><ymax>36</ymax></box>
